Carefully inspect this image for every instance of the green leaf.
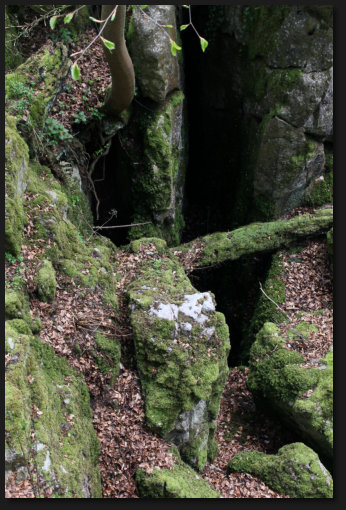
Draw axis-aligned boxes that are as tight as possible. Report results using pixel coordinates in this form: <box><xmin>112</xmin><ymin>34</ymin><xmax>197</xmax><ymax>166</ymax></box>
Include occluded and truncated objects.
<box><xmin>49</xmin><ymin>16</ymin><xmax>58</xmax><ymax>30</ymax></box>
<box><xmin>200</xmin><ymin>37</ymin><xmax>208</xmax><ymax>52</ymax></box>
<box><xmin>140</xmin><ymin>5</ymin><xmax>148</xmax><ymax>8</ymax></box>
<box><xmin>180</xmin><ymin>24</ymin><xmax>189</xmax><ymax>31</ymax></box>
<box><xmin>170</xmin><ymin>40</ymin><xmax>181</xmax><ymax>56</ymax></box>
<box><xmin>101</xmin><ymin>37</ymin><xmax>115</xmax><ymax>51</ymax></box>
<box><xmin>111</xmin><ymin>9</ymin><xmax>117</xmax><ymax>21</ymax></box>
<box><xmin>163</xmin><ymin>24</ymin><xmax>174</xmax><ymax>28</ymax></box>
<box><xmin>71</xmin><ymin>62</ymin><xmax>80</xmax><ymax>81</ymax></box>
<box><xmin>64</xmin><ymin>12</ymin><xmax>74</xmax><ymax>24</ymax></box>
<box><xmin>183</xmin><ymin>5</ymin><xmax>189</xmax><ymax>8</ymax></box>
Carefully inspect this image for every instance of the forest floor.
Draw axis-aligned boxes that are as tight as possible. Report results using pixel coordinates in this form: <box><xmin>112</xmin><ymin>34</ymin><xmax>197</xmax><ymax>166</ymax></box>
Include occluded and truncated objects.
<box><xmin>6</xmin><ymin>11</ymin><xmax>333</xmax><ymax>498</ymax></box>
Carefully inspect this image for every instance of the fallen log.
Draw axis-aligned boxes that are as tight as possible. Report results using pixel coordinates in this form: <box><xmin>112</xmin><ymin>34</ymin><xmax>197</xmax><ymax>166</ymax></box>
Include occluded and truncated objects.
<box><xmin>173</xmin><ymin>207</ymin><xmax>333</xmax><ymax>269</ymax></box>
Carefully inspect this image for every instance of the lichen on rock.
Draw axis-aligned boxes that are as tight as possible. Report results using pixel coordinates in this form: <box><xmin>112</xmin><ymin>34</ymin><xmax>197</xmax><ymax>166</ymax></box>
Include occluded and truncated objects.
<box><xmin>128</xmin><ymin>239</ymin><xmax>230</xmax><ymax>470</ymax></box>
<box><xmin>228</xmin><ymin>442</ymin><xmax>333</xmax><ymax>498</ymax></box>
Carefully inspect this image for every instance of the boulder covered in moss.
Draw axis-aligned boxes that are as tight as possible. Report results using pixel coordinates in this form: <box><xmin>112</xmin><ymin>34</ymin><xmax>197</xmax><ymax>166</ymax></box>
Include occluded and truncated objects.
<box><xmin>92</xmin><ymin>333</ymin><xmax>121</xmax><ymax>385</ymax></box>
<box><xmin>228</xmin><ymin>442</ymin><xmax>332</xmax><ymax>498</ymax></box>
<box><xmin>128</xmin><ymin>5</ymin><xmax>182</xmax><ymax>103</ymax></box>
<box><xmin>136</xmin><ymin>448</ymin><xmax>220</xmax><ymax>498</ymax></box>
<box><xmin>5</xmin><ymin>320</ymin><xmax>101</xmax><ymax>497</ymax></box>
<box><xmin>247</xmin><ymin>322</ymin><xmax>333</xmax><ymax>466</ymax></box>
<box><xmin>126</xmin><ymin>90</ymin><xmax>187</xmax><ymax>246</ymax></box>
<box><xmin>37</xmin><ymin>260</ymin><xmax>57</xmax><ymax>303</ymax></box>
<box><xmin>128</xmin><ymin>239</ymin><xmax>230</xmax><ymax>471</ymax></box>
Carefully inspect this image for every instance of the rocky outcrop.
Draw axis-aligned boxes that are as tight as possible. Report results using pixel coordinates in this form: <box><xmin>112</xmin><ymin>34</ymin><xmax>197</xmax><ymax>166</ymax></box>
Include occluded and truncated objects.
<box><xmin>128</xmin><ymin>5</ymin><xmax>182</xmax><ymax>103</ymax></box>
<box><xmin>175</xmin><ymin>207</ymin><xmax>333</xmax><ymax>268</ymax></box>
<box><xmin>247</xmin><ymin>323</ymin><xmax>333</xmax><ymax>466</ymax></box>
<box><xmin>127</xmin><ymin>238</ymin><xmax>230</xmax><ymax>471</ymax></box>
<box><xmin>228</xmin><ymin>443</ymin><xmax>333</xmax><ymax>498</ymax></box>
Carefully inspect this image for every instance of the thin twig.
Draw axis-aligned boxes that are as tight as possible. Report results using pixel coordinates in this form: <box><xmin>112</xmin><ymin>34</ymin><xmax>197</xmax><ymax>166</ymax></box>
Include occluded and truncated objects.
<box><xmin>92</xmin><ymin>221</ymin><xmax>152</xmax><ymax>230</ymax></box>
<box><xmin>259</xmin><ymin>281</ymin><xmax>290</xmax><ymax>319</ymax></box>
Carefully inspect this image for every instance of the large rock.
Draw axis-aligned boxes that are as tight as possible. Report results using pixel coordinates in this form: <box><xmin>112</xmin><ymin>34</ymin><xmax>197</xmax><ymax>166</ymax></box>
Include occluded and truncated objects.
<box><xmin>127</xmin><ymin>239</ymin><xmax>230</xmax><ymax>471</ymax></box>
<box><xmin>228</xmin><ymin>443</ymin><xmax>333</xmax><ymax>498</ymax></box>
<box><xmin>128</xmin><ymin>5</ymin><xmax>182</xmax><ymax>102</ymax></box>
<box><xmin>5</xmin><ymin>319</ymin><xmax>101</xmax><ymax>497</ymax></box>
<box><xmin>247</xmin><ymin>323</ymin><xmax>333</xmax><ymax>467</ymax></box>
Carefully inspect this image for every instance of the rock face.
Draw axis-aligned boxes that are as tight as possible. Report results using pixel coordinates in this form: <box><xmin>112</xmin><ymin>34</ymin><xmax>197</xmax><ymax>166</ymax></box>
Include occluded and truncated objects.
<box><xmin>128</xmin><ymin>5</ymin><xmax>182</xmax><ymax>103</ymax></box>
<box><xmin>128</xmin><ymin>239</ymin><xmax>230</xmax><ymax>471</ymax></box>
<box><xmin>228</xmin><ymin>443</ymin><xmax>333</xmax><ymax>498</ymax></box>
<box><xmin>186</xmin><ymin>5</ymin><xmax>333</xmax><ymax>224</ymax></box>
<box><xmin>247</xmin><ymin>323</ymin><xmax>333</xmax><ymax>467</ymax></box>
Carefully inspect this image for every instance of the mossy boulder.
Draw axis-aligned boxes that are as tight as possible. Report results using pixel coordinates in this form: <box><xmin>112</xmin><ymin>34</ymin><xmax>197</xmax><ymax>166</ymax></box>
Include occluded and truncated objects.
<box><xmin>128</xmin><ymin>244</ymin><xmax>230</xmax><ymax>471</ymax></box>
<box><xmin>37</xmin><ymin>260</ymin><xmax>57</xmax><ymax>303</ymax></box>
<box><xmin>247</xmin><ymin>323</ymin><xmax>333</xmax><ymax>466</ymax></box>
<box><xmin>136</xmin><ymin>449</ymin><xmax>220</xmax><ymax>498</ymax></box>
<box><xmin>128</xmin><ymin>5</ymin><xmax>182</xmax><ymax>103</ymax></box>
<box><xmin>228</xmin><ymin>443</ymin><xmax>333</xmax><ymax>498</ymax></box>
<box><xmin>5</xmin><ymin>320</ymin><xmax>101</xmax><ymax>497</ymax></box>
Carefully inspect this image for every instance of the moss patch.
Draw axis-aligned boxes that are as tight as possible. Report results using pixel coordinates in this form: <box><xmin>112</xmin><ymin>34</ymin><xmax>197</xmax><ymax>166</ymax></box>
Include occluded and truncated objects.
<box><xmin>37</xmin><ymin>260</ymin><xmax>57</xmax><ymax>303</ymax></box>
<box><xmin>5</xmin><ymin>320</ymin><xmax>101</xmax><ymax>497</ymax></box>
<box><xmin>228</xmin><ymin>442</ymin><xmax>333</xmax><ymax>498</ymax></box>
<box><xmin>136</xmin><ymin>449</ymin><xmax>220</xmax><ymax>498</ymax></box>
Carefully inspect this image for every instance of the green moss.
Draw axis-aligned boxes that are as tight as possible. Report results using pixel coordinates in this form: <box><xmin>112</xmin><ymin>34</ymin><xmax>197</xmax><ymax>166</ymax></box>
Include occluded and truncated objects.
<box><xmin>37</xmin><ymin>260</ymin><xmax>57</xmax><ymax>303</ymax></box>
<box><xmin>128</xmin><ymin>255</ymin><xmax>230</xmax><ymax>470</ymax></box>
<box><xmin>136</xmin><ymin>454</ymin><xmax>220</xmax><ymax>498</ymax></box>
<box><xmin>5</xmin><ymin>320</ymin><xmax>101</xmax><ymax>497</ymax></box>
<box><xmin>303</xmin><ymin>172</ymin><xmax>333</xmax><ymax>207</ymax></box>
<box><xmin>130</xmin><ymin>237</ymin><xmax>167</xmax><ymax>254</ymax></box>
<box><xmin>228</xmin><ymin>442</ymin><xmax>333</xmax><ymax>498</ymax></box>
<box><xmin>5</xmin><ymin>114</ymin><xmax>29</xmax><ymax>255</ymax></box>
<box><xmin>92</xmin><ymin>333</ymin><xmax>121</xmax><ymax>384</ymax></box>
<box><xmin>247</xmin><ymin>323</ymin><xmax>319</xmax><ymax>403</ymax></box>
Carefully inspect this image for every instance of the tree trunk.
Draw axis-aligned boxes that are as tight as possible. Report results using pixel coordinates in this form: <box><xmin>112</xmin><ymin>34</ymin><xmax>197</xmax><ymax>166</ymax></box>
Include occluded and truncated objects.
<box><xmin>101</xmin><ymin>5</ymin><xmax>135</xmax><ymax>116</ymax></box>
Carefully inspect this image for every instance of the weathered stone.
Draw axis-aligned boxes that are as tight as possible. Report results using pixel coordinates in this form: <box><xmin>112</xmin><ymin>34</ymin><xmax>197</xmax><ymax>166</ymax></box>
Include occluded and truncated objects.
<box><xmin>254</xmin><ymin>117</ymin><xmax>325</xmax><ymax>214</ymax></box>
<box><xmin>128</xmin><ymin>239</ymin><xmax>230</xmax><ymax>471</ymax></box>
<box><xmin>228</xmin><ymin>443</ymin><xmax>333</xmax><ymax>498</ymax></box>
<box><xmin>128</xmin><ymin>5</ymin><xmax>181</xmax><ymax>102</ymax></box>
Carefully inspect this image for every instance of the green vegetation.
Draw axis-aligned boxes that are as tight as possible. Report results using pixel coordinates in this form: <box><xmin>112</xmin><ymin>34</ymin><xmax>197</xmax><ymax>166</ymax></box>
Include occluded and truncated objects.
<box><xmin>43</xmin><ymin>117</ymin><xmax>73</xmax><ymax>146</ymax></box>
<box><xmin>37</xmin><ymin>260</ymin><xmax>57</xmax><ymax>303</ymax></box>
<box><xmin>228</xmin><ymin>443</ymin><xmax>333</xmax><ymax>498</ymax></box>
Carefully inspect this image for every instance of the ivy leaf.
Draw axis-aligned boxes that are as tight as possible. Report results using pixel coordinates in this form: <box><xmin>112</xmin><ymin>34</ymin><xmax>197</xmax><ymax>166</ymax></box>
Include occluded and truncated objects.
<box><xmin>170</xmin><ymin>40</ymin><xmax>181</xmax><ymax>56</ymax></box>
<box><xmin>180</xmin><ymin>24</ymin><xmax>189</xmax><ymax>31</ymax></box>
<box><xmin>49</xmin><ymin>16</ymin><xmax>58</xmax><ymax>30</ymax></box>
<box><xmin>200</xmin><ymin>37</ymin><xmax>208</xmax><ymax>52</ymax></box>
<box><xmin>64</xmin><ymin>12</ymin><xmax>74</xmax><ymax>24</ymax></box>
<box><xmin>71</xmin><ymin>62</ymin><xmax>80</xmax><ymax>81</ymax></box>
<box><xmin>101</xmin><ymin>37</ymin><xmax>115</xmax><ymax>51</ymax></box>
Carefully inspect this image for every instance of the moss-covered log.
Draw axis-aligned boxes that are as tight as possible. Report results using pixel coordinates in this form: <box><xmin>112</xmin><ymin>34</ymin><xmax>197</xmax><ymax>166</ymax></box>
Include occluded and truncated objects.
<box><xmin>173</xmin><ymin>207</ymin><xmax>333</xmax><ymax>268</ymax></box>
